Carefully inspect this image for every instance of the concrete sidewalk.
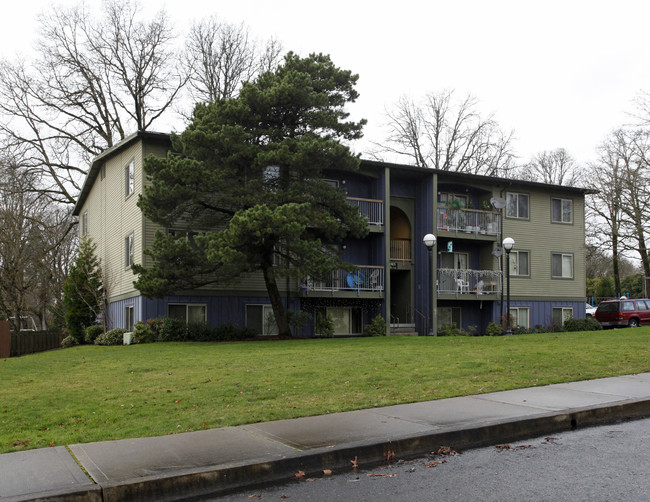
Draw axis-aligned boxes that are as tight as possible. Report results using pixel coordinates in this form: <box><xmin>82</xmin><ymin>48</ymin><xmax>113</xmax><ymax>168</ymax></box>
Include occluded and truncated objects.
<box><xmin>2</xmin><ymin>373</ymin><xmax>649</xmax><ymax>501</ymax></box>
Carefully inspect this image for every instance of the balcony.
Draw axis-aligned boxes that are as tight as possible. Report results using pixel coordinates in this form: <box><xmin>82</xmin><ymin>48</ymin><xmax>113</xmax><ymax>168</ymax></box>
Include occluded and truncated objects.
<box><xmin>437</xmin><ymin>207</ymin><xmax>501</xmax><ymax>237</ymax></box>
<box><xmin>390</xmin><ymin>238</ymin><xmax>411</xmax><ymax>262</ymax></box>
<box><xmin>437</xmin><ymin>268</ymin><xmax>502</xmax><ymax>296</ymax></box>
<box><xmin>347</xmin><ymin>197</ymin><xmax>384</xmax><ymax>226</ymax></box>
<box><xmin>302</xmin><ymin>265</ymin><xmax>384</xmax><ymax>294</ymax></box>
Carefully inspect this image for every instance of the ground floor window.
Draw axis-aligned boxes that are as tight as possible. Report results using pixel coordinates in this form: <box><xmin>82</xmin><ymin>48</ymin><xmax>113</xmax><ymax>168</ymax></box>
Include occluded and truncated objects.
<box><xmin>510</xmin><ymin>307</ymin><xmax>529</xmax><ymax>329</ymax></box>
<box><xmin>438</xmin><ymin>307</ymin><xmax>461</xmax><ymax>330</ymax></box>
<box><xmin>552</xmin><ymin>307</ymin><xmax>573</xmax><ymax>326</ymax></box>
<box><xmin>125</xmin><ymin>305</ymin><xmax>134</xmax><ymax>331</ymax></box>
<box><xmin>315</xmin><ymin>306</ymin><xmax>362</xmax><ymax>335</ymax></box>
<box><xmin>168</xmin><ymin>304</ymin><xmax>207</xmax><ymax>324</ymax></box>
<box><xmin>246</xmin><ymin>304</ymin><xmax>278</xmax><ymax>335</ymax></box>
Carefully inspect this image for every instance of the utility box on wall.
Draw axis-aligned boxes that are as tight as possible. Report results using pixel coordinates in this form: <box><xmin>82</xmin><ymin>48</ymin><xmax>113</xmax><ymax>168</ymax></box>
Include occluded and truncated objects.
<box><xmin>0</xmin><ymin>321</ymin><xmax>10</xmax><ymax>358</ymax></box>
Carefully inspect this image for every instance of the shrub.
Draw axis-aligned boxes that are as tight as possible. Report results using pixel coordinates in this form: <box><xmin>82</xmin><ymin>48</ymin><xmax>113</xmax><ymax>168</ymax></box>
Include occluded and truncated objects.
<box><xmin>211</xmin><ymin>323</ymin><xmax>255</xmax><ymax>341</ymax></box>
<box><xmin>84</xmin><ymin>325</ymin><xmax>104</xmax><ymax>344</ymax></box>
<box><xmin>364</xmin><ymin>315</ymin><xmax>387</xmax><ymax>336</ymax></box>
<box><xmin>315</xmin><ymin>312</ymin><xmax>334</xmax><ymax>337</ymax></box>
<box><xmin>287</xmin><ymin>310</ymin><xmax>311</xmax><ymax>336</ymax></box>
<box><xmin>486</xmin><ymin>322</ymin><xmax>502</xmax><ymax>336</ymax></box>
<box><xmin>61</xmin><ymin>335</ymin><xmax>78</xmax><ymax>348</ymax></box>
<box><xmin>156</xmin><ymin>317</ymin><xmax>187</xmax><ymax>342</ymax></box>
<box><xmin>132</xmin><ymin>321</ymin><xmax>155</xmax><ymax>344</ymax></box>
<box><xmin>187</xmin><ymin>321</ymin><xmax>211</xmax><ymax>341</ymax></box>
<box><xmin>563</xmin><ymin>317</ymin><xmax>603</xmax><ymax>332</ymax></box>
<box><xmin>438</xmin><ymin>323</ymin><xmax>465</xmax><ymax>336</ymax></box>
<box><xmin>95</xmin><ymin>328</ymin><xmax>127</xmax><ymax>346</ymax></box>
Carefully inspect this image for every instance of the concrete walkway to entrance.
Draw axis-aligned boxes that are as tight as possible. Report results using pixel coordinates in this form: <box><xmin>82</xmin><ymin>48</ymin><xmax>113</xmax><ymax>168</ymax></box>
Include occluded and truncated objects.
<box><xmin>2</xmin><ymin>373</ymin><xmax>649</xmax><ymax>501</ymax></box>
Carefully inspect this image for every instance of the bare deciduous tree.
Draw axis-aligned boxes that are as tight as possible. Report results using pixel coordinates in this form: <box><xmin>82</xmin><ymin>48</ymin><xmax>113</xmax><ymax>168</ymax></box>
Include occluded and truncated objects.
<box><xmin>375</xmin><ymin>90</ymin><xmax>515</xmax><ymax>176</ymax></box>
<box><xmin>184</xmin><ymin>16</ymin><xmax>282</xmax><ymax>103</ymax></box>
<box><xmin>0</xmin><ymin>158</ymin><xmax>75</xmax><ymax>331</ymax></box>
<box><xmin>517</xmin><ymin>148</ymin><xmax>583</xmax><ymax>186</ymax></box>
<box><xmin>0</xmin><ymin>0</ymin><xmax>184</xmax><ymax>205</ymax></box>
<box><xmin>588</xmin><ymin>127</ymin><xmax>650</xmax><ymax>295</ymax></box>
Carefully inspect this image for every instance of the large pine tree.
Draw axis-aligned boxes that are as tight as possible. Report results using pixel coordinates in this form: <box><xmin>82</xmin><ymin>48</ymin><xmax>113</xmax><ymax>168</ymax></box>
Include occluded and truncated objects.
<box><xmin>135</xmin><ymin>52</ymin><xmax>368</xmax><ymax>336</ymax></box>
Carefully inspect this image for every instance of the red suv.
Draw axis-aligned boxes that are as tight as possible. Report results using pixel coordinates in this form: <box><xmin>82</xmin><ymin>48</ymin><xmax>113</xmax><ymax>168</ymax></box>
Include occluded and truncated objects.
<box><xmin>595</xmin><ymin>299</ymin><xmax>650</xmax><ymax>328</ymax></box>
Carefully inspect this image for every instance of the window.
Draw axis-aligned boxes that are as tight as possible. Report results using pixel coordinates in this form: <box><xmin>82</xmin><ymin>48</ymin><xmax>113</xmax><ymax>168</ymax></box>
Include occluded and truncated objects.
<box><xmin>168</xmin><ymin>304</ymin><xmax>207</xmax><ymax>323</ymax></box>
<box><xmin>125</xmin><ymin>233</ymin><xmax>134</xmax><ymax>268</ymax></box>
<box><xmin>125</xmin><ymin>305</ymin><xmax>134</xmax><ymax>331</ymax></box>
<box><xmin>313</xmin><ymin>307</ymin><xmax>362</xmax><ymax>335</ymax></box>
<box><xmin>551</xmin><ymin>198</ymin><xmax>573</xmax><ymax>224</ymax></box>
<box><xmin>552</xmin><ymin>307</ymin><xmax>573</xmax><ymax>326</ymax></box>
<box><xmin>438</xmin><ymin>192</ymin><xmax>468</xmax><ymax>207</ymax></box>
<box><xmin>125</xmin><ymin>159</ymin><xmax>135</xmax><ymax>197</ymax></box>
<box><xmin>509</xmin><ymin>250</ymin><xmax>529</xmax><ymax>276</ymax></box>
<box><xmin>81</xmin><ymin>211</ymin><xmax>88</xmax><ymax>237</ymax></box>
<box><xmin>438</xmin><ymin>307</ymin><xmax>461</xmax><ymax>330</ymax></box>
<box><xmin>506</xmin><ymin>192</ymin><xmax>529</xmax><ymax>219</ymax></box>
<box><xmin>246</xmin><ymin>305</ymin><xmax>278</xmax><ymax>335</ymax></box>
<box><xmin>551</xmin><ymin>252</ymin><xmax>573</xmax><ymax>278</ymax></box>
<box><xmin>510</xmin><ymin>307</ymin><xmax>529</xmax><ymax>329</ymax></box>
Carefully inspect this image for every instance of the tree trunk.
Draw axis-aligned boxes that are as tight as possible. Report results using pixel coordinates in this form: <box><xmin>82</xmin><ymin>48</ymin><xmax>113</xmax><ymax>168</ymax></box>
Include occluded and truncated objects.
<box><xmin>261</xmin><ymin>263</ymin><xmax>290</xmax><ymax>337</ymax></box>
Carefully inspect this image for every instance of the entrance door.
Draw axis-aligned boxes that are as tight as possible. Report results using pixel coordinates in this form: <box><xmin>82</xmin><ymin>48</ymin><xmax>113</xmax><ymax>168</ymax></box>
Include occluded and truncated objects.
<box><xmin>390</xmin><ymin>269</ymin><xmax>411</xmax><ymax>324</ymax></box>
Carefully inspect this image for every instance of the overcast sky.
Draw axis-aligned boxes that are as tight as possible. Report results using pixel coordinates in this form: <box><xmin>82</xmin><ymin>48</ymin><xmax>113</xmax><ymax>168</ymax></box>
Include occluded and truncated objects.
<box><xmin>2</xmin><ymin>0</ymin><xmax>649</xmax><ymax>168</ymax></box>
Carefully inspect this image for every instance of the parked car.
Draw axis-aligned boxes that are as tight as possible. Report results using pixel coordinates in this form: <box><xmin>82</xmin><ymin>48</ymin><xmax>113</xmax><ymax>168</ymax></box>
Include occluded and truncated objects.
<box><xmin>595</xmin><ymin>299</ymin><xmax>650</xmax><ymax>328</ymax></box>
<box><xmin>585</xmin><ymin>303</ymin><xmax>597</xmax><ymax>317</ymax></box>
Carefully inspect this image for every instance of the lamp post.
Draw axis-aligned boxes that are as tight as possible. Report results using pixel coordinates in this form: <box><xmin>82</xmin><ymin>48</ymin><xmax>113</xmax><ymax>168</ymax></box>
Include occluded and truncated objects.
<box><xmin>423</xmin><ymin>234</ymin><xmax>436</xmax><ymax>336</ymax></box>
<box><xmin>502</xmin><ymin>237</ymin><xmax>515</xmax><ymax>335</ymax></box>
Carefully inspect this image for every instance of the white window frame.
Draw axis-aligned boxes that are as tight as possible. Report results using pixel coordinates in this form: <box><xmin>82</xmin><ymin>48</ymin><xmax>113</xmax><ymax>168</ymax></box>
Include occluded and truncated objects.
<box><xmin>552</xmin><ymin>307</ymin><xmax>573</xmax><ymax>326</ymax></box>
<box><xmin>551</xmin><ymin>252</ymin><xmax>573</xmax><ymax>279</ymax></box>
<box><xmin>510</xmin><ymin>307</ymin><xmax>530</xmax><ymax>329</ymax></box>
<box><xmin>506</xmin><ymin>192</ymin><xmax>529</xmax><ymax>219</ymax></box>
<box><xmin>246</xmin><ymin>304</ymin><xmax>277</xmax><ymax>335</ymax></box>
<box><xmin>125</xmin><ymin>305</ymin><xmax>134</xmax><ymax>331</ymax></box>
<box><xmin>551</xmin><ymin>197</ymin><xmax>573</xmax><ymax>224</ymax></box>
<box><xmin>437</xmin><ymin>307</ymin><xmax>462</xmax><ymax>330</ymax></box>
<box><xmin>125</xmin><ymin>159</ymin><xmax>135</xmax><ymax>198</ymax></box>
<box><xmin>125</xmin><ymin>233</ymin><xmax>134</xmax><ymax>268</ymax></box>
<box><xmin>168</xmin><ymin>303</ymin><xmax>207</xmax><ymax>324</ymax></box>
<box><xmin>509</xmin><ymin>250</ymin><xmax>530</xmax><ymax>277</ymax></box>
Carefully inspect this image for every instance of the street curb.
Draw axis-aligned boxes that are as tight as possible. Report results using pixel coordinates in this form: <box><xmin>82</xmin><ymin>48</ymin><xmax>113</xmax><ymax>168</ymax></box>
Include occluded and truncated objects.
<box><xmin>3</xmin><ymin>486</ymin><xmax>102</xmax><ymax>502</ymax></box>
<box><xmin>92</xmin><ymin>397</ymin><xmax>650</xmax><ymax>501</ymax></box>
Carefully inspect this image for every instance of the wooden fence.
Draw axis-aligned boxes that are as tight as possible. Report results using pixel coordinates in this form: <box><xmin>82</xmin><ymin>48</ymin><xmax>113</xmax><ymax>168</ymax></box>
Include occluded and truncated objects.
<box><xmin>0</xmin><ymin>322</ymin><xmax>65</xmax><ymax>357</ymax></box>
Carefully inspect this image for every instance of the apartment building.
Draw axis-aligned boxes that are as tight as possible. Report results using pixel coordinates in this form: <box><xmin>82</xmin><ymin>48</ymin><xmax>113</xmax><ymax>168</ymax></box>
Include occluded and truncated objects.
<box><xmin>73</xmin><ymin>131</ymin><xmax>589</xmax><ymax>336</ymax></box>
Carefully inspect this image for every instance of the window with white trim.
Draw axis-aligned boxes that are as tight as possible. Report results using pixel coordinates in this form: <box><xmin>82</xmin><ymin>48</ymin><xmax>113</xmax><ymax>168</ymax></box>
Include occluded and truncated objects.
<box><xmin>125</xmin><ymin>233</ymin><xmax>134</xmax><ymax>268</ymax></box>
<box><xmin>125</xmin><ymin>159</ymin><xmax>135</xmax><ymax>197</ymax></box>
<box><xmin>246</xmin><ymin>304</ymin><xmax>278</xmax><ymax>335</ymax></box>
<box><xmin>510</xmin><ymin>307</ymin><xmax>529</xmax><ymax>329</ymax></box>
<box><xmin>551</xmin><ymin>252</ymin><xmax>573</xmax><ymax>279</ymax></box>
<box><xmin>437</xmin><ymin>307</ymin><xmax>461</xmax><ymax>330</ymax></box>
<box><xmin>168</xmin><ymin>304</ymin><xmax>207</xmax><ymax>324</ymax></box>
<box><xmin>552</xmin><ymin>307</ymin><xmax>573</xmax><ymax>326</ymax></box>
<box><xmin>81</xmin><ymin>211</ymin><xmax>88</xmax><ymax>237</ymax></box>
<box><xmin>551</xmin><ymin>198</ymin><xmax>573</xmax><ymax>224</ymax></box>
<box><xmin>125</xmin><ymin>305</ymin><xmax>134</xmax><ymax>331</ymax></box>
<box><xmin>506</xmin><ymin>192</ymin><xmax>529</xmax><ymax>219</ymax></box>
<box><xmin>509</xmin><ymin>250</ymin><xmax>529</xmax><ymax>276</ymax></box>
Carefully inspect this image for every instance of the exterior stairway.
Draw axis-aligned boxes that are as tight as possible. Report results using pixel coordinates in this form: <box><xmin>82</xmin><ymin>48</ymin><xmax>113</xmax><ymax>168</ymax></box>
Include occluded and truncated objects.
<box><xmin>389</xmin><ymin>324</ymin><xmax>419</xmax><ymax>336</ymax></box>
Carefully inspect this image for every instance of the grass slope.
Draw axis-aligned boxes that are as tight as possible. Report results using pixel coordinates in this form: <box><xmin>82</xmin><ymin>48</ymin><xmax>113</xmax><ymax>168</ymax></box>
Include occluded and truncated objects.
<box><xmin>1</xmin><ymin>330</ymin><xmax>648</xmax><ymax>453</ymax></box>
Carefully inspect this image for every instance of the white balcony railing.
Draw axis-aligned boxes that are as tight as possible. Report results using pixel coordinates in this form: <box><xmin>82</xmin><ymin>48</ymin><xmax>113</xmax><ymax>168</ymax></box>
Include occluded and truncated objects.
<box><xmin>437</xmin><ymin>207</ymin><xmax>501</xmax><ymax>235</ymax></box>
<box><xmin>347</xmin><ymin>197</ymin><xmax>384</xmax><ymax>226</ymax></box>
<box><xmin>303</xmin><ymin>265</ymin><xmax>384</xmax><ymax>293</ymax></box>
<box><xmin>390</xmin><ymin>238</ymin><xmax>411</xmax><ymax>262</ymax></box>
<box><xmin>437</xmin><ymin>268</ymin><xmax>502</xmax><ymax>295</ymax></box>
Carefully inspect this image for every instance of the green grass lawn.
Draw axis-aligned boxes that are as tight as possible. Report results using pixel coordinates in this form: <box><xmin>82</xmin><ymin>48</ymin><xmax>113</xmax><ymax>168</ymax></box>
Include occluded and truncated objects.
<box><xmin>1</xmin><ymin>330</ymin><xmax>648</xmax><ymax>454</ymax></box>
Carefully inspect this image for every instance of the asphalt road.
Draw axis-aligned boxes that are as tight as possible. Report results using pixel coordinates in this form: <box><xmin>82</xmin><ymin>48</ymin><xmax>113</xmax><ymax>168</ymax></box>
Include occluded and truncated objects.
<box><xmin>209</xmin><ymin>417</ymin><xmax>650</xmax><ymax>501</ymax></box>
